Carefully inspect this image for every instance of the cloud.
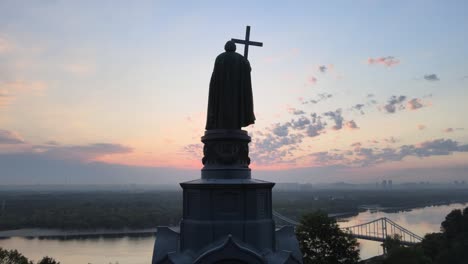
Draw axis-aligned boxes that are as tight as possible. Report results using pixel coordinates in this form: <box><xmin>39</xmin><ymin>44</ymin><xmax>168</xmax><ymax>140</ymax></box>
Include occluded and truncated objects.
<box><xmin>424</xmin><ymin>74</ymin><xmax>439</xmax><ymax>82</ymax></box>
<box><xmin>383</xmin><ymin>95</ymin><xmax>406</xmax><ymax>113</ymax></box>
<box><xmin>0</xmin><ymin>81</ymin><xmax>47</xmax><ymax>107</ymax></box>
<box><xmin>40</xmin><ymin>143</ymin><xmax>132</xmax><ymax>162</ymax></box>
<box><xmin>345</xmin><ymin>120</ymin><xmax>359</xmax><ymax>130</ymax></box>
<box><xmin>318</xmin><ymin>65</ymin><xmax>327</xmax><ymax>73</ymax></box>
<box><xmin>308</xmin><ymin>76</ymin><xmax>317</xmax><ymax>85</ymax></box>
<box><xmin>302</xmin><ymin>93</ymin><xmax>332</xmax><ymax>105</ymax></box>
<box><xmin>407</xmin><ymin>98</ymin><xmax>424</xmax><ymax>110</ymax></box>
<box><xmin>1</xmin><ymin>81</ymin><xmax>46</xmax><ymax>93</ymax></box>
<box><xmin>251</xmin><ymin>133</ymin><xmax>304</xmax><ymax>165</ymax></box>
<box><xmin>310</xmin><ymin>151</ymin><xmax>345</xmax><ymax>165</ymax></box>
<box><xmin>310</xmin><ymin>138</ymin><xmax>468</xmax><ymax>167</ymax></box>
<box><xmin>290</xmin><ymin>116</ymin><xmax>311</xmax><ymax>130</ymax></box>
<box><xmin>323</xmin><ymin>109</ymin><xmax>344</xmax><ymax>130</ymax></box>
<box><xmin>182</xmin><ymin>143</ymin><xmax>203</xmax><ymax>160</ymax></box>
<box><xmin>443</xmin><ymin>128</ymin><xmax>464</xmax><ymax>133</ymax></box>
<box><xmin>383</xmin><ymin>137</ymin><xmax>399</xmax><ymax>144</ymax></box>
<box><xmin>0</xmin><ymin>129</ymin><xmax>25</xmax><ymax>144</ymax></box>
<box><xmin>272</xmin><ymin>123</ymin><xmax>290</xmax><ymax>137</ymax></box>
<box><xmin>351</xmin><ymin>103</ymin><xmax>365</xmax><ymax>114</ymax></box>
<box><xmin>368</xmin><ymin>56</ymin><xmax>400</xmax><ymax>67</ymax></box>
<box><xmin>288</xmin><ymin>107</ymin><xmax>305</xmax><ymax>115</ymax></box>
<box><xmin>64</xmin><ymin>62</ymin><xmax>96</xmax><ymax>76</ymax></box>
<box><xmin>417</xmin><ymin>124</ymin><xmax>426</xmax><ymax>130</ymax></box>
<box><xmin>0</xmin><ymin>89</ymin><xmax>12</xmax><ymax>107</ymax></box>
<box><xmin>306</xmin><ymin>121</ymin><xmax>325</xmax><ymax>137</ymax></box>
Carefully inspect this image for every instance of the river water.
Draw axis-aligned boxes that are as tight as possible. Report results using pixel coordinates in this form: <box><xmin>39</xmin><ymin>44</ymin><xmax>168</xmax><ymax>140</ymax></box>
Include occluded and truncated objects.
<box><xmin>0</xmin><ymin>203</ymin><xmax>466</xmax><ymax>263</ymax></box>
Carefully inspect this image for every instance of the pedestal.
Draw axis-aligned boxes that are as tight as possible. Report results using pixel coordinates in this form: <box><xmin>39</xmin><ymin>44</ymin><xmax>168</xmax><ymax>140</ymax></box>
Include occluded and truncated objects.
<box><xmin>152</xmin><ymin>130</ymin><xmax>303</xmax><ymax>264</ymax></box>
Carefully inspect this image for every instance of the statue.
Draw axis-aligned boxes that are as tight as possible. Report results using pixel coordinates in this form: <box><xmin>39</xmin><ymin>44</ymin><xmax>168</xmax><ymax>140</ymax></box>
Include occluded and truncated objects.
<box><xmin>205</xmin><ymin>40</ymin><xmax>256</xmax><ymax>130</ymax></box>
<box><xmin>152</xmin><ymin>26</ymin><xmax>304</xmax><ymax>264</ymax></box>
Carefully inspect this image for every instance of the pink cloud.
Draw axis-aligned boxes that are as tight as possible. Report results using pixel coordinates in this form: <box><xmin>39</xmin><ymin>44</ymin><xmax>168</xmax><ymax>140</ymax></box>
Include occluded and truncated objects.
<box><xmin>443</xmin><ymin>128</ymin><xmax>464</xmax><ymax>133</ymax></box>
<box><xmin>64</xmin><ymin>62</ymin><xmax>96</xmax><ymax>76</ymax></box>
<box><xmin>0</xmin><ymin>89</ymin><xmax>12</xmax><ymax>108</ymax></box>
<box><xmin>367</xmin><ymin>56</ymin><xmax>400</xmax><ymax>67</ymax></box>
<box><xmin>0</xmin><ymin>81</ymin><xmax>47</xmax><ymax>107</ymax></box>
<box><xmin>307</xmin><ymin>76</ymin><xmax>317</xmax><ymax>85</ymax></box>
<box><xmin>444</xmin><ymin>128</ymin><xmax>454</xmax><ymax>133</ymax></box>
<box><xmin>0</xmin><ymin>129</ymin><xmax>25</xmax><ymax>144</ymax></box>
<box><xmin>1</xmin><ymin>80</ymin><xmax>46</xmax><ymax>93</ymax></box>
<box><xmin>407</xmin><ymin>98</ymin><xmax>425</xmax><ymax>110</ymax></box>
<box><xmin>345</xmin><ymin>120</ymin><xmax>359</xmax><ymax>130</ymax></box>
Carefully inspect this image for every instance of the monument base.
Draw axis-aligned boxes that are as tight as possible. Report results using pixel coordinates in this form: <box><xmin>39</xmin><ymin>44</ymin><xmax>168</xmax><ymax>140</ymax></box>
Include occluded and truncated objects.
<box><xmin>152</xmin><ymin>178</ymin><xmax>303</xmax><ymax>264</ymax></box>
<box><xmin>152</xmin><ymin>130</ymin><xmax>303</xmax><ymax>263</ymax></box>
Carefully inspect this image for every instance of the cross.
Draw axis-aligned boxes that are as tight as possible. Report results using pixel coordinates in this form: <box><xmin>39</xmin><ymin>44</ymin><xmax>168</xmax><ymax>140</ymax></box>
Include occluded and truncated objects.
<box><xmin>231</xmin><ymin>25</ymin><xmax>263</xmax><ymax>60</ymax></box>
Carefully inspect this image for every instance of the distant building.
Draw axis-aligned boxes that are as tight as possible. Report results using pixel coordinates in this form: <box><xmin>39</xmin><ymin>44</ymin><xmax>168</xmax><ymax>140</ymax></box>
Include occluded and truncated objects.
<box><xmin>382</xmin><ymin>180</ymin><xmax>387</xmax><ymax>189</ymax></box>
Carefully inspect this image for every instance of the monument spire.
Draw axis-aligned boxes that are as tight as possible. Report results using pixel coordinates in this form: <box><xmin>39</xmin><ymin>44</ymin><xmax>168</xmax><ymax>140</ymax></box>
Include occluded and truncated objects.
<box><xmin>231</xmin><ymin>25</ymin><xmax>263</xmax><ymax>59</ymax></box>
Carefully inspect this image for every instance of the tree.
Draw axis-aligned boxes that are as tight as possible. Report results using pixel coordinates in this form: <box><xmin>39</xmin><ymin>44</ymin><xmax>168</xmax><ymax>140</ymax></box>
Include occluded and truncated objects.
<box><xmin>382</xmin><ymin>234</ymin><xmax>403</xmax><ymax>253</ymax></box>
<box><xmin>383</xmin><ymin>247</ymin><xmax>432</xmax><ymax>264</ymax></box>
<box><xmin>381</xmin><ymin>235</ymin><xmax>432</xmax><ymax>264</ymax></box>
<box><xmin>37</xmin><ymin>257</ymin><xmax>60</xmax><ymax>264</ymax></box>
<box><xmin>296</xmin><ymin>211</ymin><xmax>360</xmax><ymax>264</ymax></box>
<box><xmin>0</xmin><ymin>247</ymin><xmax>33</xmax><ymax>264</ymax></box>
<box><xmin>0</xmin><ymin>248</ymin><xmax>60</xmax><ymax>264</ymax></box>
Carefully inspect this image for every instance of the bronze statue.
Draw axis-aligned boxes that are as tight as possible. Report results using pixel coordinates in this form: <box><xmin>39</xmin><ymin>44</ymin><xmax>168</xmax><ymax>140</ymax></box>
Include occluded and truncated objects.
<box><xmin>205</xmin><ymin>26</ymin><xmax>263</xmax><ymax>130</ymax></box>
<box><xmin>205</xmin><ymin>40</ymin><xmax>255</xmax><ymax>130</ymax></box>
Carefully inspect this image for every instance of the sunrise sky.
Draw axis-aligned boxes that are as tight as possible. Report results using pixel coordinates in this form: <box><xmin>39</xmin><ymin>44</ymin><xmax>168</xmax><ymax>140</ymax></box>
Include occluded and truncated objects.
<box><xmin>1</xmin><ymin>0</ymin><xmax>467</xmax><ymax>184</ymax></box>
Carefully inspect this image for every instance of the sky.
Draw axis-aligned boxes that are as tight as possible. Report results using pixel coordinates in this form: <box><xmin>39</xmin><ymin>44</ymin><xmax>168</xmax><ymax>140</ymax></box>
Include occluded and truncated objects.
<box><xmin>1</xmin><ymin>0</ymin><xmax>467</xmax><ymax>185</ymax></box>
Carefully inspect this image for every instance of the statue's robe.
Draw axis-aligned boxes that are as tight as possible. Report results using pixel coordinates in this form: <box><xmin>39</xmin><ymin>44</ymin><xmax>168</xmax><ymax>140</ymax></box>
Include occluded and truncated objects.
<box><xmin>205</xmin><ymin>50</ymin><xmax>255</xmax><ymax>130</ymax></box>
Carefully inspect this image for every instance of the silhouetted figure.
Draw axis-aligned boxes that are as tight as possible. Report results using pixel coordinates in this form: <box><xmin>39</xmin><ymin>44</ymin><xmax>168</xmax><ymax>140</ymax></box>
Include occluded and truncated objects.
<box><xmin>205</xmin><ymin>41</ymin><xmax>255</xmax><ymax>130</ymax></box>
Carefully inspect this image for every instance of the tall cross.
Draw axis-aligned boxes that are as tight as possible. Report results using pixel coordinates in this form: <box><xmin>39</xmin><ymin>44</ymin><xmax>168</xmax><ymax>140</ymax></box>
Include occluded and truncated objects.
<box><xmin>231</xmin><ymin>25</ymin><xmax>263</xmax><ymax>59</ymax></box>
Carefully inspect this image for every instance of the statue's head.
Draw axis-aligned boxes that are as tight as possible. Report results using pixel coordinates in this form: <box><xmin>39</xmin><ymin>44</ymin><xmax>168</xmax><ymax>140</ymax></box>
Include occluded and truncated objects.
<box><xmin>224</xmin><ymin>41</ymin><xmax>236</xmax><ymax>52</ymax></box>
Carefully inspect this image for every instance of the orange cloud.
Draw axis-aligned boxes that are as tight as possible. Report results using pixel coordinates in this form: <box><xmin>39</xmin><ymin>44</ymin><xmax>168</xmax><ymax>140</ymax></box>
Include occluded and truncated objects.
<box><xmin>64</xmin><ymin>62</ymin><xmax>96</xmax><ymax>76</ymax></box>
<box><xmin>0</xmin><ymin>80</ymin><xmax>47</xmax><ymax>107</ymax></box>
<box><xmin>0</xmin><ymin>89</ymin><xmax>13</xmax><ymax>108</ymax></box>
<box><xmin>345</xmin><ymin>120</ymin><xmax>359</xmax><ymax>130</ymax></box>
<box><xmin>368</xmin><ymin>56</ymin><xmax>400</xmax><ymax>67</ymax></box>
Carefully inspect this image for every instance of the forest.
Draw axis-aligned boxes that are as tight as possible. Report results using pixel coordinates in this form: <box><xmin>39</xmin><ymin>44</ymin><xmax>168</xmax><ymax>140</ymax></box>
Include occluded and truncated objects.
<box><xmin>1</xmin><ymin>188</ymin><xmax>468</xmax><ymax>231</ymax></box>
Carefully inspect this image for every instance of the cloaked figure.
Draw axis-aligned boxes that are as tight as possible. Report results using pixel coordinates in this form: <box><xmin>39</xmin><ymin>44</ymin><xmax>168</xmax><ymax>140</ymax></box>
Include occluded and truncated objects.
<box><xmin>205</xmin><ymin>41</ymin><xmax>255</xmax><ymax>130</ymax></box>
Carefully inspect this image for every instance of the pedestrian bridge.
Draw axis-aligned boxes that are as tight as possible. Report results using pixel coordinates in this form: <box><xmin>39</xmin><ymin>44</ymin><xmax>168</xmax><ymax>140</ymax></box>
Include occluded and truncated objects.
<box><xmin>273</xmin><ymin>211</ymin><xmax>423</xmax><ymax>246</ymax></box>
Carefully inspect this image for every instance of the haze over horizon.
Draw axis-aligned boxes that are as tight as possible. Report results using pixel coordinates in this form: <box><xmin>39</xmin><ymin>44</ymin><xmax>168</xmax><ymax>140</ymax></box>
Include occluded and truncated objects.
<box><xmin>1</xmin><ymin>1</ymin><xmax>467</xmax><ymax>185</ymax></box>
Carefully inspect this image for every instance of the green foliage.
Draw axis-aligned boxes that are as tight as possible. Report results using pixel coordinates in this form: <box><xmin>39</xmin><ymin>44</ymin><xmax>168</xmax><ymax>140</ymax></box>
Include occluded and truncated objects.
<box><xmin>379</xmin><ymin>206</ymin><xmax>468</xmax><ymax>264</ymax></box>
<box><xmin>296</xmin><ymin>211</ymin><xmax>360</xmax><ymax>264</ymax></box>
<box><xmin>382</xmin><ymin>234</ymin><xmax>403</xmax><ymax>253</ymax></box>
<box><xmin>0</xmin><ymin>247</ymin><xmax>33</xmax><ymax>264</ymax></box>
<box><xmin>36</xmin><ymin>257</ymin><xmax>59</xmax><ymax>264</ymax></box>
<box><xmin>0</xmin><ymin>191</ymin><xmax>182</xmax><ymax>230</ymax></box>
<box><xmin>421</xmin><ymin>207</ymin><xmax>468</xmax><ymax>264</ymax></box>
<box><xmin>383</xmin><ymin>247</ymin><xmax>431</xmax><ymax>264</ymax></box>
<box><xmin>0</xmin><ymin>248</ymin><xmax>60</xmax><ymax>264</ymax></box>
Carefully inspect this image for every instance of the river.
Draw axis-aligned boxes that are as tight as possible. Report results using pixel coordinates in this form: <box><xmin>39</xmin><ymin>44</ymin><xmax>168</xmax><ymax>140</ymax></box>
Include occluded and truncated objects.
<box><xmin>0</xmin><ymin>203</ymin><xmax>466</xmax><ymax>263</ymax></box>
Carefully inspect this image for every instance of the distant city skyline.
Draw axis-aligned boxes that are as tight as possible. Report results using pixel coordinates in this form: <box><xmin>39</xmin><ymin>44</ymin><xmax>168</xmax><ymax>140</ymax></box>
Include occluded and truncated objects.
<box><xmin>1</xmin><ymin>1</ymin><xmax>467</xmax><ymax>184</ymax></box>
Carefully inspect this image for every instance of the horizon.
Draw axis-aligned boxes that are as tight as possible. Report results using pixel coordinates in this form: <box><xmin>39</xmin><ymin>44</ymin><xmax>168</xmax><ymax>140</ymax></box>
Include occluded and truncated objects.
<box><xmin>1</xmin><ymin>1</ymin><xmax>468</xmax><ymax>185</ymax></box>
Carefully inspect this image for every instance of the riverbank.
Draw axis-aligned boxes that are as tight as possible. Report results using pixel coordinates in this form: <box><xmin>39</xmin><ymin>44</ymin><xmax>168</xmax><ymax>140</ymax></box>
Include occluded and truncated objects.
<box><xmin>0</xmin><ymin>228</ymin><xmax>158</xmax><ymax>239</ymax></box>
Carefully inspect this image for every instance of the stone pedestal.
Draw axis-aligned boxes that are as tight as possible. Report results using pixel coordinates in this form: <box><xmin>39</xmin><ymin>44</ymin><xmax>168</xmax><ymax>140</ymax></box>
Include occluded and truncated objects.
<box><xmin>201</xmin><ymin>129</ymin><xmax>251</xmax><ymax>180</ymax></box>
<box><xmin>152</xmin><ymin>130</ymin><xmax>303</xmax><ymax>264</ymax></box>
